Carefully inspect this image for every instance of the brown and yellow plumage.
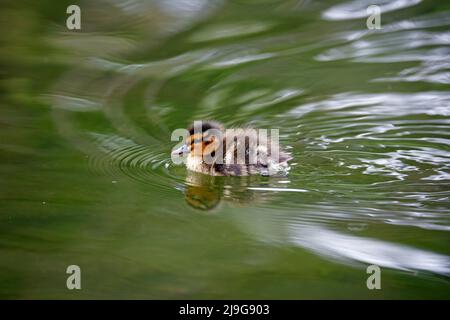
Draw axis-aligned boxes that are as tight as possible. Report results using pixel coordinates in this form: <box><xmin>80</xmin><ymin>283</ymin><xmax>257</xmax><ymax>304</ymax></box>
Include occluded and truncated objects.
<box><xmin>172</xmin><ymin>120</ymin><xmax>291</xmax><ymax>176</ymax></box>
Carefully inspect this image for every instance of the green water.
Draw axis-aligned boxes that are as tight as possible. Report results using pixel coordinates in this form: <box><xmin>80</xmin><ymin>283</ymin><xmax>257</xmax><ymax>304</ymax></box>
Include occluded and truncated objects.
<box><xmin>1</xmin><ymin>0</ymin><xmax>450</xmax><ymax>299</ymax></box>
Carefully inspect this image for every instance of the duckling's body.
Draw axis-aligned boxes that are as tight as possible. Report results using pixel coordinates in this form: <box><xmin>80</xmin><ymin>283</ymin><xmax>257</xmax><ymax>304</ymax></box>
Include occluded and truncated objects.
<box><xmin>172</xmin><ymin>121</ymin><xmax>292</xmax><ymax>176</ymax></box>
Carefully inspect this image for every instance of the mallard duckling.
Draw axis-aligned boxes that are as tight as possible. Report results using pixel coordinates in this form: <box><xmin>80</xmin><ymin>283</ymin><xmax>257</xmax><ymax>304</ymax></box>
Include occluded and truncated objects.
<box><xmin>172</xmin><ymin>120</ymin><xmax>292</xmax><ymax>176</ymax></box>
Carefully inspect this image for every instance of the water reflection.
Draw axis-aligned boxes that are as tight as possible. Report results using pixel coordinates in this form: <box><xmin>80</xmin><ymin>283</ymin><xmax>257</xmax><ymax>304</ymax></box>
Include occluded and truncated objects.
<box><xmin>183</xmin><ymin>171</ymin><xmax>275</xmax><ymax>210</ymax></box>
<box><xmin>322</xmin><ymin>0</ymin><xmax>422</xmax><ymax>20</ymax></box>
<box><xmin>2</xmin><ymin>0</ymin><xmax>450</xmax><ymax>298</ymax></box>
<box><xmin>185</xmin><ymin>173</ymin><xmax>222</xmax><ymax>210</ymax></box>
<box><xmin>182</xmin><ymin>169</ymin><xmax>449</xmax><ymax>277</ymax></box>
<box><xmin>288</xmin><ymin>224</ymin><xmax>450</xmax><ymax>276</ymax></box>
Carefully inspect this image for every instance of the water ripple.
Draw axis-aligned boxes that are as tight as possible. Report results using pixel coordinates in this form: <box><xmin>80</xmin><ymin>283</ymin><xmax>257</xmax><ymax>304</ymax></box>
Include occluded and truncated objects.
<box><xmin>42</xmin><ymin>0</ymin><xmax>450</xmax><ymax>282</ymax></box>
<box><xmin>322</xmin><ymin>0</ymin><xmax>422</xmax><ymax>21</ymax></box>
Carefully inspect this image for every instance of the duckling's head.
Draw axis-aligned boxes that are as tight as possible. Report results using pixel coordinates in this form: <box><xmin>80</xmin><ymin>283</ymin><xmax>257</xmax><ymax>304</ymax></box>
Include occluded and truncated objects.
<box><xmin>171</xmin><ymin>120</ymin><xmax>224</xmax><ymax>174</ymax></box>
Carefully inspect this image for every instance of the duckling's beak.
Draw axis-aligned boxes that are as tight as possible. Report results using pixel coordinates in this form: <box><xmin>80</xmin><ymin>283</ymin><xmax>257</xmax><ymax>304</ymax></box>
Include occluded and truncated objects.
<box><xmin>171</xmin><ymin>144</ymin><xmax>189</xmax><ymax>156</ymax></box>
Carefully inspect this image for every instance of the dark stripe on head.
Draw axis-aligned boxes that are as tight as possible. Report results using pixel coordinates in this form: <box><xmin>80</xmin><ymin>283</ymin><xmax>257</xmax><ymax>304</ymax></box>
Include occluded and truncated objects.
<box><xmin>187</xmin><ymin>120</ymin><xmax>224</xmax><ymax>136</ymax></box>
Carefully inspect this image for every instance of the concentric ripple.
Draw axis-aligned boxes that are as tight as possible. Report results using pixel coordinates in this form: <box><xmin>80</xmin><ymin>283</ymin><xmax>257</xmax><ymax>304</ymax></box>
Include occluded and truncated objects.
<box><xmin>43</xmin><ymin>0</ymin><xmax>450</xmax><ymax>277</ymax></box>
<box><xmin>87</xmin><ymin>133</ymin><xmax>179</xmax><ymax>188</ymax></box>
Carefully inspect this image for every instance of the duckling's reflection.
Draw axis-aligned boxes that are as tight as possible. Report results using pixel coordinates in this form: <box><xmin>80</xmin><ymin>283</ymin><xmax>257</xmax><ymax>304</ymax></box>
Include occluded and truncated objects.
<box><xmin>184</xmin><ymin>174</ymin><xmax>450</xmax><ymax>276</ymax></box>
<box><xmin>185</xmin><ymin>172</ymin><xmax>221</xmax><ymax>210</ymax></box>
<box><xmin>184</xmin><ymin>171</ymin><xmax>270</xmax><ymax>211</ymax></box>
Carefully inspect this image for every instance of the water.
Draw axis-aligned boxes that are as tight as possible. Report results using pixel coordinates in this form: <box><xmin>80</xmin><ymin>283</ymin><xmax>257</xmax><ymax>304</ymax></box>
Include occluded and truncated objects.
<box><xmin>1</xmin><ymin>0</ymin><xmax>449</xmax><ymax>298</ymax></box>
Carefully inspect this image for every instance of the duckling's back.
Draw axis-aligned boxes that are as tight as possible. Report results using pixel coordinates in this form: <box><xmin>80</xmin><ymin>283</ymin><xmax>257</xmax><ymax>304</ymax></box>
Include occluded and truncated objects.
<box><xmin>212</xmin><ymin>128</ymin><xmax>291</xmax><ymax>176</ymax></box>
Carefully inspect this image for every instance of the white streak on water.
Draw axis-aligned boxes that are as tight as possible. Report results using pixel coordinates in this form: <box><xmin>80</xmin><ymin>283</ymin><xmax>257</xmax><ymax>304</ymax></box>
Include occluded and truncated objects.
<box><xmin>322</xmin><ymin>0</ymin><xmax>422</xmax><ymax>21</ymax></box>
<box><xmin>289</xmin><ymin>224</ymin><xmax>450</xmax><ymax>275</ymax></box>
<box><xmin>248</xmin><ymin>187</ymin><xmax>309</xmax><ymax>193</ymax></box>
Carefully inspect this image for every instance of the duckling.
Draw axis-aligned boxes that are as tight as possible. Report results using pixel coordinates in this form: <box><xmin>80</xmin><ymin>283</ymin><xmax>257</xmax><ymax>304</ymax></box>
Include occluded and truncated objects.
<box><xmin>172</xmin><ymin>120</ymin><xmax>292</xmax><ymax>176</ymax></box>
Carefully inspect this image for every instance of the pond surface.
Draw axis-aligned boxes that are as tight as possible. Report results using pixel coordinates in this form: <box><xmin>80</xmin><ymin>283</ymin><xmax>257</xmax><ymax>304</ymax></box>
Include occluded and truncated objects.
<box><xmin>1</xmin><ymin>0</ymin><xmax>450</xmax><ymax>298</ymax></box>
